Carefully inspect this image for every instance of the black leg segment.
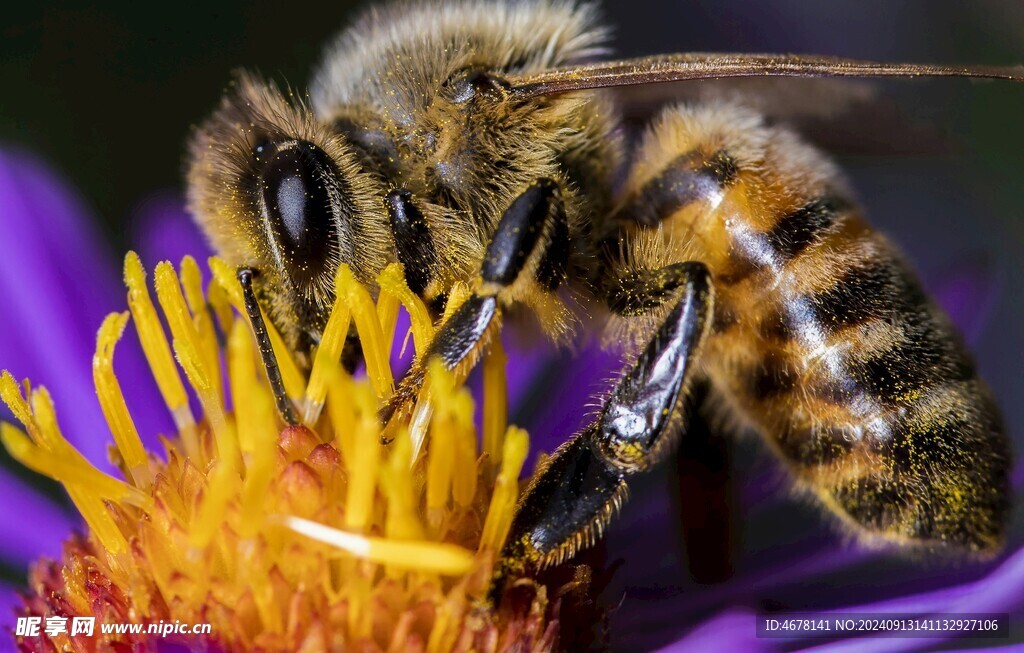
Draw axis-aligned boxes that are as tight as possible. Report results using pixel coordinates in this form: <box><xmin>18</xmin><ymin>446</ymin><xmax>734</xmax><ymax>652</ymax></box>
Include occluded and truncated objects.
<box><xmin>491</xmin><ymin>261</ymin><xmax>713</xmax><ymax>598</ymax></box>
<box><xmin>387</xmin><ymin>189</ymin><xmax>438</xmax><ymax>296</ymax></box>
<box><xmin>238</xmin><ymin>267</ymin><xmax>299</xmax><ymax>425</ymax></box>
<box><xmin>597</xmin><ymin>261</ymin><xmax>713</xmax><ymax>469</ymax></box>
<box><xmin>481</xmin><ymin>179</ymin><xmax>565</xmax><ymax>287</ymax></box>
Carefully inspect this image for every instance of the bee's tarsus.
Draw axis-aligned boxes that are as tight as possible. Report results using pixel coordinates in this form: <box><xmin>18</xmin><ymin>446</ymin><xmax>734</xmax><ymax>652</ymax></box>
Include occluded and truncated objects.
<box><xmin>381</xmin><ymin>294</ymin><xmax>499</xmax><ymax>427</ymax></box>
<box><xmin>237</xmin><ymin>267</ymin><xmax>300</xmax><ymax>426</ymax></box>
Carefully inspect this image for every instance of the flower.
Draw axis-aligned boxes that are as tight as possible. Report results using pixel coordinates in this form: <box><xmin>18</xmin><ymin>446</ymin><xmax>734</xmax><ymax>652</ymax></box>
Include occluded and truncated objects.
<box><xmin>2</xmin><ymin>244</ymin><xmax>616</xmax><ymax>649</ymax></box>
<box><xmin>1</xmin><ymin>148</ymin><xmax>1023</xmax><ymax>652</ymax></box>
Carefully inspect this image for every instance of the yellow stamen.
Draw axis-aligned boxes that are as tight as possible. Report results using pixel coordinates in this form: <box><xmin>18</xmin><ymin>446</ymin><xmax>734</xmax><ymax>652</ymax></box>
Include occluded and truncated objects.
<box><xmin>180</xmin><ymin>255</ymin><xmax>224</xmax><ymax>404</ymax></box>
<box><xmin>375</xmin><ymin>284</ymin><xmax>400</xmax><ymax>360</ymax></box>
<box><xmin>227</xmin><ymin>320</ymin><xmax>258</xmax><ymax>455</ymax></box>
<box><xmin>377</xmin><ymin>263</ymin><xmax>434</xmax><ymax>355</ymax></box>
<box><xmin>303</xmin><ymin>267</ymin><xmax>353</xmax><ymax>426</ymax></box>
<box><xmin>123</xmin><ymin>251</ymin><xmax>195</xmax><ymax>432</ymax></box>
<box><xmin>93</xmin><ymin>312</ymin><xmax>151</xmax><ymax>487</ymax></box>
<box><xmin>154</xmin><ymin>261</ymin><xmax>237</xmax><ymax>468</ymax></box>
<box><xmin>482</xmin><ymin>335</ymin><xmax>508</xmax><ymax>473</ymax></box>
<box><xmin>381</xmin><ymin>428</ymin><xmax>423</xmax><ymax>541</ymax></box>
<box><xmin>425</xmin><ymin>360</ymin><xmax>463</xmax><ymax>528</ymax></box>
<box><xmin>326</xmin><ymin>367</ymin><xmax>357</xmax><ymax>463</ymax></box>
<box><xmin>238</xmin><ymin>383</ymin><xmax>278</xmax><ymax>537</ymax></box>
<box><xmin>208</xmin><ymin>256</ymin><xmax>305</xmax><ymax>402</ymax></box>
<box><xmin>206</xmin><ymin>274</ymin><xmax>235</xmax><ymax>336</ymax></box>
<box><xmin>450</xmin><ymin>392</ymin><xmax>477</xmax><ymax>509</ymax></box>
<box><xmin>190</xmin><ymin>460</ymin><xmax>240</xmax><ymax>548</ymax></box>
<box><xmin>0</xmin><ymin>424</ymin><xmax>148</xmax><ymax>509</ymax></box>
<box><xmin>283</xmin><ymin>516</ymin><xmax>475</xmax><ymax>576</ymax></box>
<box><xmin>336</xmin><ymin>264</ymin><xmax>393</xmax><ymax>398</ymax></box>
<box><xmin>426</xmin><ymin>588</ymin><xmax>467</xmax><ymax>653</ymax></box>
<box><xmin>343</xmin><ymin>384</ymin><xmax>382</xmax><ymax>532</ymax></box>
<box><xmin>442</xmin><ymin>281</ymin><xmax>472</xmax><ymax>323</ymax></box>
<box><xmin>479</xmin><ymin>426</ymin><xmax>530</xmax><ymax>553</ymax></box>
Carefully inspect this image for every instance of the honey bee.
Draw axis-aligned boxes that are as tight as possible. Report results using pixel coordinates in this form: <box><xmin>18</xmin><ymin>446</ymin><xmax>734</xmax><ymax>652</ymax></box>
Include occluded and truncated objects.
<box><xmin>187</xmin><ymin>0</ymin><xmax>1016</xmax><ymax>596</ymax></box>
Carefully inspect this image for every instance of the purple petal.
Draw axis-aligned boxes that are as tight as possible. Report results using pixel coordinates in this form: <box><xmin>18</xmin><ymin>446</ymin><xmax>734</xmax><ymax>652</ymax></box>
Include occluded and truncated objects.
<box><xmin>925</xmin><ymin>258</ymin><xmax>1001</xmax><ymax>347</ymax></box>
<box><xmin>129</xmin><ymin>192</ymin><xmax>212</xmax><ymax>268</ymax></box>
<box><xmin>0</xmin><ymin>581</ymin><xmax>21</xmax><ymax>634</ymax></box>
<box><xmin>0</xmin><ymin>472</ymin><xmax>76</xmax><ymax>566</ymax></box>
<box><xmin>389</xmin><ymin>308</ymin><xmax>415</xmax><ymax>377</ymax></box>
<box><xmin>505</xmin><ymin>334</ymin><xmax>620</xmax><ymax>468</ymax></box>
<box><xmin>0</xmin><ymin>149</ymin><xmax>122</xmax><ymax>465</ymax></box>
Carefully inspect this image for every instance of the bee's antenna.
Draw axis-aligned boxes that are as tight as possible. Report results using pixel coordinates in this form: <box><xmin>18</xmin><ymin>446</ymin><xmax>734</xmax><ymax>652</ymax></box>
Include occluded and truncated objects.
<box><xmin>238</xmin><ymin>267</ymin><xmax>300</xmax><ymax>426</ymax></box>
<box><xmin>507</xmin><ymin>54</ymin><xmax>1024</xmax><ymax>98</ymax></box>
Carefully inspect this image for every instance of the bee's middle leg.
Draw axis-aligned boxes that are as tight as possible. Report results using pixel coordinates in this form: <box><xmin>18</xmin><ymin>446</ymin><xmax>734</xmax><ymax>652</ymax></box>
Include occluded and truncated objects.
<box><xmin>381</xmin><ymin>179</ymin><xmax>569</xmax><ymax>426</ymax></box>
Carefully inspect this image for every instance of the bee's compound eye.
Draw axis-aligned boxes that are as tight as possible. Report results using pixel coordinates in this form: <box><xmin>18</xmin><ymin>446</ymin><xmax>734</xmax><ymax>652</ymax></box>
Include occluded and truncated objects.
<box><xmin>259</xmin><ymin>141</ymin><xmax>338</xmax><ymax>288</ymax></box>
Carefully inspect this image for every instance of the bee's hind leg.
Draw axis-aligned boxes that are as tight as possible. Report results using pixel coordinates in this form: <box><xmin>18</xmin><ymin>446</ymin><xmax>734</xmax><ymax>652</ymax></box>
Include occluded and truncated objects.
<box><xmin>490</xmin><ymin>261</ymin><xmax>713</xmax><ymax>599</ymax></box>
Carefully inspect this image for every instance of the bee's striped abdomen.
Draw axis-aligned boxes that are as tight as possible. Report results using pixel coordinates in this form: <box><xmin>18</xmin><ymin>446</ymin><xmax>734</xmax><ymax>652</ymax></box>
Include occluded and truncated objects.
<box><xmin>611</xmin><ymin>103</ymin><xmax>1009</xmax><ymax>552</ymax></box>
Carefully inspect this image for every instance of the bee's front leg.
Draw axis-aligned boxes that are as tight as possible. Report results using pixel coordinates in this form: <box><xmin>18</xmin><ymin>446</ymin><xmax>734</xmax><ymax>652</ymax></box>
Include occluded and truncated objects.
<box><xmin>381</xmin><ymin>179</ymin><xmax>569</xmax><ymax>427</ymax></box>
<box><xmin>491</xmin><ymin>261</ymin><xmax>713</xmax><ymax>598</ymax></box>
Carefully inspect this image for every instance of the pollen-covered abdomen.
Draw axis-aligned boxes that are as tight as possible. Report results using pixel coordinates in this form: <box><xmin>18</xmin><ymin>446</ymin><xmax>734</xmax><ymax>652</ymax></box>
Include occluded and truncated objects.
<box><xmin>613</xmin><ymin>103</ymin><xmax>1009</xmax><ymax>552</ymax></box>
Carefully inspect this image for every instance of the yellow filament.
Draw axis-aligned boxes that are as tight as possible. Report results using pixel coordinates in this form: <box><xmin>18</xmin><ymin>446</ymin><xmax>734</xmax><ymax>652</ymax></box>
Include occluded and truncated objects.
<box><xmin>326</xmin><ymin>370</ymin><xmax>357</xmax><ymax>463</ymax></box>
<box><xmin>375</xmin><ymin>288</ymin><xmax>400</xmax><ymax>360</ymax></box>
<box><xmin>336</xmin><ymin>264</ymin><xmax>393</xmax><ymax>398</ymax></box>
<box><xmin>425</xmin><ymin>360</ymin><xmax>457</xmax><ymax>527</ymax></box>
<box><xmin>0</xmin><ymin>424</ymin><xmax>149</xmax><ymax>509</ymax></box>
<box><xmin>0</xmin><ymin>378</ymin><xmax>154</xmax><ymax>518</ymax></box>
<box><xmin>180</xmin><ymin>256</ymin><xmax>223</xmax><ymax>404</ymax></box>
<box><xmin>376</xmin><ymin>264</ymin><xmax>434</xmax><ymax>355</ymax></box>
<box><xmin>303</xmin><ymin>267</ymin><xmax>353</xmax><ymax>425</ymax></box>
<box><xmin>450</xmin><ymin>392</ymin><xmax>477</xmax><ymax>509</ymax></box>
<box><xmin>284</xmin><ymin>517</ymin><xmax>475</xmax><ymax>576</ymax></box>
<box><xmin>0</xmin><ymin>373</ymin><xmax>43</xmax><ymax>448</ymax></box>
<box><xmin>190</xmin><ymin>460</ymin><xmax>239</xmax><ymax>548</ymax></box>
<box><xmin>68</xmin><ymin>486</ymin><xmax>128</xmax><ymax>555</ymax></box>
<box><xmin>482</xmin><ymin>336</ymin><xmax>508</xmax><ymax>472</ymax></box>
<box><xmin>227</xmin><ymin>320</ymin><xmax>258</xmax><ymax>455</ymax></box>
<box><xmin>30</xmin><ymin>389</ymin><xmax>151</xmax><ymax>510</ymax></box>
<box><xmin>123</xmin><ymin>251</ymin><xmax>194</xmax><ymax>430</ymax></box>
<box><xmin>206</xmin><ymin>275</ymin><xmax>234</xmax><ymax>336</ymax></box>
<box><xmin>442</xmin><ymin>281</ymin><xmax>472</xmax><ymax>324</ymax></box>
<box><xmin>154</xmin><ymin>262</ymin><xmax>237</xmax><ymax>468</ymax></box>
<box><xmin>479</xmin><ymin>426</ymin><xmax>529</xmax><ymax>553</ymax></box>
<box><xmin>208</xmin><ymin>257</ymin><xmax>305</xmax><ymax>402</ymax></box>
<box><xmin>381</xmin><ymin>429</ymin><xmax>423</xmax><ymax>540</ymax></box>
<box><xmin>426</xmin><ymin>588</ymin><xmax>467</xmax><ymax>653</ymax></box>
<box><xmin>239</xmin><ymin>385</ymin><xmax>278</xmax><ymax>537</ymax></box>
<box><xmin>343</xmin><ymin>385</ymin><xmax>382</xmax><ymax>532</ymax></box>
<box><xmin>426</xmin><ymin>410</ymin><xmax>454</xmax><ymax>528</ymax></box>
<box><xmin>93</xmin><ymin>312</ymin><xmax>150</xmax><ymax>487</ymax></box>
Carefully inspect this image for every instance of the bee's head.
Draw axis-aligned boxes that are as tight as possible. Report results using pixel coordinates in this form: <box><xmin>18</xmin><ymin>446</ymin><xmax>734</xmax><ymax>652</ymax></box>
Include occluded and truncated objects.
<box><xmin>187</xmin><ymin>73</ymin><xmax>390</xmax><ymax>345</ymax></box>
<box><xmin>308</xmin><ymin>0</ymin><xmax>621</xmax><ymax>237</ymax></box>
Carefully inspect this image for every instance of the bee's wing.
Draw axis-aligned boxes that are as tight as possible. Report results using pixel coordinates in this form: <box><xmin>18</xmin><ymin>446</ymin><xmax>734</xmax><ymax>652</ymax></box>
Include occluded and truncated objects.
<box><xmin>614</xmin><ymin>77</ymin><xmax>956</xmax><ymax>156</ymax></box>
<box><xmin>506</xmin><ymin>53</ymin><xmax>1024</xmax><ymax>98</ymax></box>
